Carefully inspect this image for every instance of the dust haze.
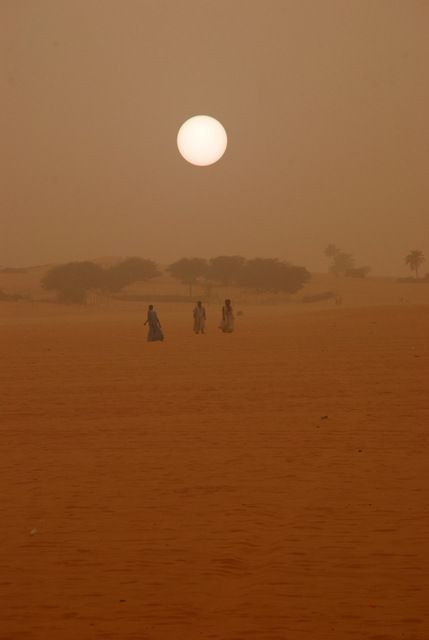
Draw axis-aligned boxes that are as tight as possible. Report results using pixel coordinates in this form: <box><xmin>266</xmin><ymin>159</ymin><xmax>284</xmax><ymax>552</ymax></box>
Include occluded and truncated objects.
<box><xmin>1</xmin><ymin>3</ymin><xmax>429</xmax><ymax>640</ymax></box>
<box><xmin>1</xmin><ymin>1</ymin><xmax>428</xmax><ymax>274</ymax></box>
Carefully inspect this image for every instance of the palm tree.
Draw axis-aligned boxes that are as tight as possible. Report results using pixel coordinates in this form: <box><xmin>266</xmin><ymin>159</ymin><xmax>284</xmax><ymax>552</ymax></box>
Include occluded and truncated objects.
<box><xmin>405</xmin><ymin>250</ymin><xmax>425</xmax><ymax>279</ymax></box>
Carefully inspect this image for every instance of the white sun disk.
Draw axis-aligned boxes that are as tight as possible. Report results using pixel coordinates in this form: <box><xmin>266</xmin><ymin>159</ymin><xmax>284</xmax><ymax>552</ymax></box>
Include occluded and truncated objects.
<box><xmin>177</xmin><ymin>115</ymin><xmax>227</xmax><ymax>166</ymax></box>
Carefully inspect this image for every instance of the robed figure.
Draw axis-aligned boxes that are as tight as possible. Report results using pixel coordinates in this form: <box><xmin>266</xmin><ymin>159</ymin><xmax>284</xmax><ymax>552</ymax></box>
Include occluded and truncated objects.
<box><xmin>219</xmin><ymin>299</ymin><xmax>234</xmax><ymax>333</ymax></box>
<box><xmin>193</xmin><ymin>301</ymin><xmax>206</xmax><ymax>334</ymax></box>
<box><xmin>144</xmin><ymin>305</ymin><xmax>164</xmax><ymax>342</ymax></box>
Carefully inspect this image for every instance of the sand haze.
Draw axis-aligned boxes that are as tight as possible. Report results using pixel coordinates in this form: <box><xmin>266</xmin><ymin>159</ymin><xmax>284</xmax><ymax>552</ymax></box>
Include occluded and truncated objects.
<box><xmin>1</xmin><ymin>2</ymin><xmax>429</xmax><ymax>639</ymax></box>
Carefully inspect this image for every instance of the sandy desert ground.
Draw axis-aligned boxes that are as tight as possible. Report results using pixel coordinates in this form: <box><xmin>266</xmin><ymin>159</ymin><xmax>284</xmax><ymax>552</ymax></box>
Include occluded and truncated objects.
<box><xmin>1</xmin><ymin>293</ymin><xmax>429</xmax><ymax>639</ymax></box>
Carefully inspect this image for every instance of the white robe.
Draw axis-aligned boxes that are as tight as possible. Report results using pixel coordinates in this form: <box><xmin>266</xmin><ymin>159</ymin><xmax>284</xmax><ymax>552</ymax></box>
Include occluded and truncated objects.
<box><xmin>219</xmin><ymin>305</ymin><xmax>234</xmax><ymax>333</ymax></box>
<box><xmin>193</xmin><ymin>305</ymin><xmax>206</xmax><ymax>333</ymax></box>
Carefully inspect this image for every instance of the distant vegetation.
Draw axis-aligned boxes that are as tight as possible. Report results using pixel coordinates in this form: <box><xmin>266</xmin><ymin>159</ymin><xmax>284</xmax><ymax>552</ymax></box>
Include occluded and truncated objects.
<box><xmin>39</xmin><ymin>255</ymin><xmax>310</xmax><ymax>303</ymax></box>
<box><xmin>3</xmin><ymin>248</ymin><xmax>426</xmax><ymax>306</ymax></box>
<box><xmin>324</xmin><ymin>244</ymin><xmax>370</xmax><ymax>278</ymax></box>
<box><xmin>207</xmin><ymin>255</ymin><xmax>246</xmax><ymax>287</ymax></box>
<box><xmin>404</xmin><ymin>250</ymin><xmax>425</xmax><ymax>279</ymax></box>
<box><xmin>104</xmin><ymin>258</ymin><xmax>160</xmax><ymax>293</ymax></box>
<box><xmin>237</xmin><ymin>258</ymin><xmax>310</xmax><ymax>293</ymax></box>
<box><xmin>167</xmin><ymin>258</ymin><xmax>208</xmax><ymax>297</ymax></box>
<box><xmin>41</xmin><ymin>257</ymin><xmax>160</xmax><ymax>304</ymax></box>
<box><xmin>41</xmin><ymin>261</ymin><xmax>106</xmax><ymax>304</ymax></box>
<box><xmin>167</xmin><ymin>256</ymin><xmax>310</xmax><ymax>296</ymax></box>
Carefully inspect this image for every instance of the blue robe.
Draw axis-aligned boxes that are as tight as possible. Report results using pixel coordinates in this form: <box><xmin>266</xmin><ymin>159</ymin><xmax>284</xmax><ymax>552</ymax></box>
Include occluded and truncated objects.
<box><xmin>146</xmin><ymin>309</ymin><xmax>164</xmax><ymax>341</ymax></box>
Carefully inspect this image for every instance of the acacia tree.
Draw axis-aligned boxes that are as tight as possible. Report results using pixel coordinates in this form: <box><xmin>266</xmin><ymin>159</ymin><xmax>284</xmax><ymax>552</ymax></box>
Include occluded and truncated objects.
<box><xmin>238</xmin><ymin>258</ymin><xmax>310</xmax><ymax>293</ymax></box>
<box><xmin>167</xmin><ymin>257</ymin><xmax>208</xmax><ymax>296</ymax></box>
<box><xmin>405</xmin><ymin>250</ymin><xmax>425</xmax><ymax>279</ymax></box>
<box><xmin>104</xmin><ymin>257</ymin><xmax>160</xmax><ymax>292</ymax></box>
<box><xmin>324</xmin><ymin>244</ymin><xmax>340</xmax><ymax>259</ymax></box>
<box><xmin>325</xmin><ymin>245</ymin><xmax>371</xmax><ymax>278</ymax></box>
<box><xmin>41</xmin><ymin>261</ymin><xmax>105</xmax><ymax>303</ymax></box>
<box><xmin>330</xmin><ymin>252</ymin><xmax>355</xmax><ymax>277</ymax></box>
<box><xmin>208</xmin><ymin>255</ymin><xmax>246</xmax><ymax>286</ymax></box>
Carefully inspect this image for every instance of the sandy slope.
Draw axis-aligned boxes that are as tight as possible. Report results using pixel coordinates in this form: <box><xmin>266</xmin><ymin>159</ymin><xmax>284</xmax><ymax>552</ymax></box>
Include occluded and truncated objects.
<box><xmin>1</xmin><ymin>302</ymin><xmax>428</xmax><ymax>639</ymax></box>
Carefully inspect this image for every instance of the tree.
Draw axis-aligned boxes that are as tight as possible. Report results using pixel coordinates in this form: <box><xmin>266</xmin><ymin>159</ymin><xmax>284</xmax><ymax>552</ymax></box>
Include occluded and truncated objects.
<box><xmin>330</xmin><ymin>252</ymin><xmax>355</xmax><ymax>277</ymax></box>
<box><xmin>325</xmin><ymin>245</ymin><xmax>370</xmax><ymax>278</ymax></box>
<box><xmin>167</xmin><ymin>258</ymin><xmax>208</xmax><ymax>296</ymax></box>
<box><xmin>324</xmin><ymin>244</ymin><xmax>340</xmax><ymax>259</ymax></box>
<box><xmin>238</xmin><ymin>258</ymin><xmax>310</xmax><ymax>294</ymax></box>
<box><xmin>41</xmin><ymin>261</ymin><xmax>105</xmax><ymax>303</ymax></box>
<box><xmin>105</xmin><ymin>257</ymin><xmax>160</xmax><ymax>292</ymax></box>
<box><xmin>405</xmin><ymin>250</ymin><xmax>425</xmax><ymax>279</ymax></box>
<box><xmin>207</xmin><ymin>255</ymin><xmax>246</xmax><ymax>286</ymax></box>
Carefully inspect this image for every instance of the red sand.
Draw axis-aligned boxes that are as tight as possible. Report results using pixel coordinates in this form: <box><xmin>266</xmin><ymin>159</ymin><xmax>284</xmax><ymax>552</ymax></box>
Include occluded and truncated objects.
<box><xmin>1</xmin><ymin>302</ymin><xmax>428</xmax><ymax>639</ymax></box>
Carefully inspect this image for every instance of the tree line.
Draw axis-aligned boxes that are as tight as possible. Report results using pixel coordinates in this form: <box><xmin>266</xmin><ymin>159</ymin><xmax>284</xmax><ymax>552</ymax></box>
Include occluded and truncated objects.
<box><xmin>39</xmin><ymin>248</ymin><xmax>427</xmax><ymax>304</ymax></box>
<box><xmin>41</xmin><ymin>256</ymin><xmax>311</xmax><ymax>303</ymax></box>
<box><xmin>167</xmin><ymin>256</ymin><xmax>310</xmax><ymax>296</ymax></box>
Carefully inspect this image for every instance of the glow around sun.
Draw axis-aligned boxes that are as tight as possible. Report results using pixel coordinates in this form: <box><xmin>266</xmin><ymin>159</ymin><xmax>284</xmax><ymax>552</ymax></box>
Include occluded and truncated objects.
<box><xmin>177</xmin><ymin>115</ymin><xmax>227</xmax><ymax>166</ymax></box>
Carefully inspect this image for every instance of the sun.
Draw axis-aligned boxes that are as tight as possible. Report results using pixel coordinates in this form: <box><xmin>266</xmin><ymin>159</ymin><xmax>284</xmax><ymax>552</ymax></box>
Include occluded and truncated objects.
<box><xmin>177</xmin><ymin>115</ymin><xmax>227</xmax><ymax>166</ymax></box>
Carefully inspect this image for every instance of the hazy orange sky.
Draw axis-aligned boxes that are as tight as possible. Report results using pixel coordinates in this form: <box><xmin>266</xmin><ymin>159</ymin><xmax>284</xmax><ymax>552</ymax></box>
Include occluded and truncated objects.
<box><xmin>1</xmin><ymin>0</ymin><xmax>428</xmax><ymax>275</ymax></box>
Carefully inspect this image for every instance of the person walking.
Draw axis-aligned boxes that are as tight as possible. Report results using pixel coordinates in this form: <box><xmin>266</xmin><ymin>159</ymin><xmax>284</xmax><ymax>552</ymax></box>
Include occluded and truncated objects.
<box><xmin>219</xmin><ymin>299</ymin><xmax>234</xmax><ymax>333</ymax></box>
<box><xmin>193</xmin><ymin>300</ymin><xmax>206</xmax><ymax>334</ymax></box>
<box><xmin>144</xmin><ymin>304</ymin><xmax>164</xmax><ymax>341</ymax></box>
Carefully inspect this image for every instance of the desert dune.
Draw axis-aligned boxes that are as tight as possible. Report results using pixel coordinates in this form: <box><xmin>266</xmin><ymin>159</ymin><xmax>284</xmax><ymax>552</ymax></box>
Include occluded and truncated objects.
<box><xmin>2</xmin><ymin>1</ymin><xmax>428</xmax><ymax>636</ymax></box>
<box><xmin>1</xmin><ymin>292</ymin><xmax>428</xmax><ymax>639</ymax></box>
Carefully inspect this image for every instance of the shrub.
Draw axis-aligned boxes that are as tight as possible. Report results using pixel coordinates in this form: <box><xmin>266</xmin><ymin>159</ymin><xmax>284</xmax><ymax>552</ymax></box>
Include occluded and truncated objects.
<box><xmin>238</xmin><ymin>258</ymin><xmax>310</xmax><ymax>293</ymax></box>
<box><xmin>105</xmin><ymin>257</ymin><xmax>160</xmax><ymax>292</ymax></box>
<box><xmin>207</xmin><ymin>256</ymin><xmax>246</xmax><ymax>286</ymax></box>
<box><xmin>41</xmin><ymin>261</ymin><xmax>105</xmax><ymax>303</ymax></box>
<box><xmin>167</xmin><ymin>258</ymin><xmax>208</xmax><ymax>296</ymax></box>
